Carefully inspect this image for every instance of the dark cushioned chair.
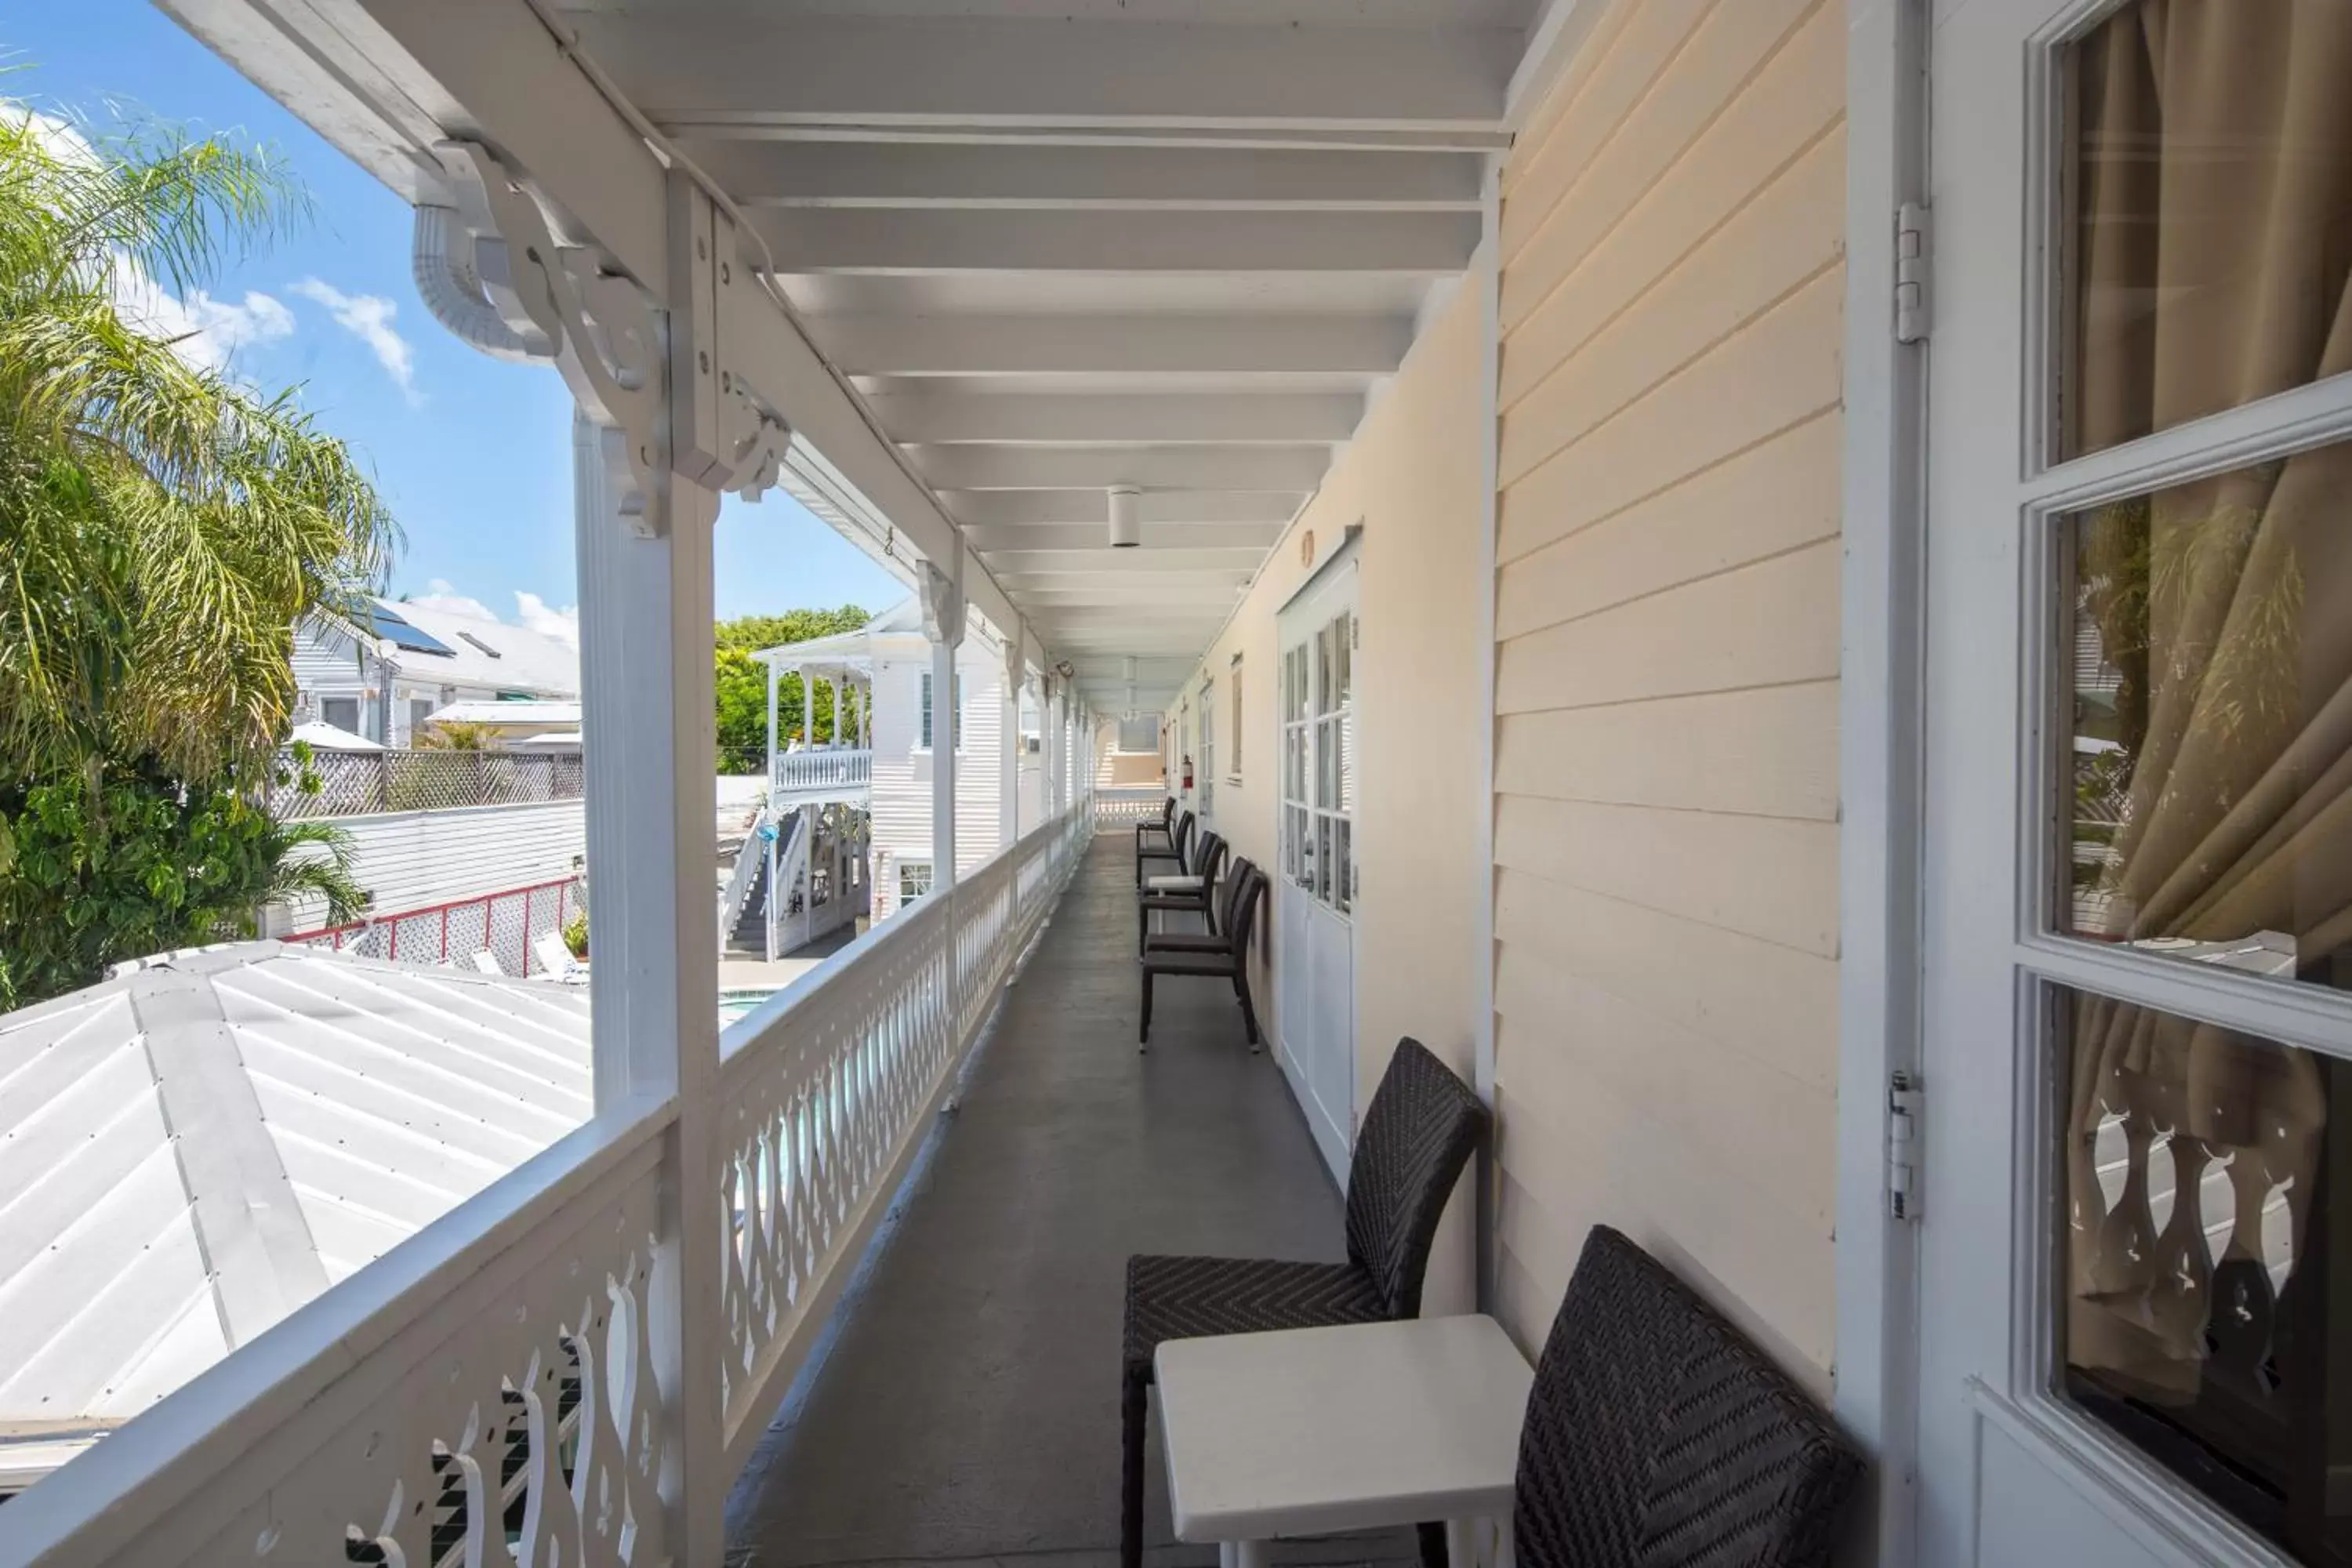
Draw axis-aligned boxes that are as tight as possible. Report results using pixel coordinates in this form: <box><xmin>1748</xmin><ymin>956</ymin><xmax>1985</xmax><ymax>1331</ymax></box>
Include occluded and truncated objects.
<box><xmin>1137</xmin><ymin>829</ymin><xmax>1226</xmax><ymax>953</ymax></box>
<box><xmin>1120</xmin><ymin>1038</ymin><xmax>1489</xmax><ymax>1568</ymax></box>
<box><xmin>1514</xmin><ymin>1226</ymin><xmax>1863</xmax><ymax>1567</ymax></box>
<box><xmin>1135</xmin><ymin>808</ymin><xmax>1193</xmax><ymax>887</ymax></box>
<box><xmin>1134</xmin><ymin>795</ymin><xmax>1175</xmax><ymax>856</ymax></box>
<box><xmin>1138</xmin><ymin>861</ymin><xmax>1264</xmax><ymax>1046</ymax></box>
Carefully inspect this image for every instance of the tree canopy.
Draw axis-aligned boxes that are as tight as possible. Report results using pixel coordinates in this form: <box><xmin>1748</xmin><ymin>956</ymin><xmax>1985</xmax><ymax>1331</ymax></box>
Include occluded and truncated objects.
<box><xmin>0</xmin><ymin>102</ymin><xmax>387</xmax><ymax>1004</ymax></box>
<box><xmin>714</xmin><ymin>605</ymin><xmax>869</xmax><ymax>773</ymax></box>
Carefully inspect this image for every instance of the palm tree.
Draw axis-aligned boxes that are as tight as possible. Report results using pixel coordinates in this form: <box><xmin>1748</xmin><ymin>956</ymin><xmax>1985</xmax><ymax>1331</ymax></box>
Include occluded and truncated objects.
<box><xmin>0</xmin><ymin>98</ymin><xmax>395</xmax><ymax>1004</ymax></box>
<box><xmin>0</xmin><ymin>104</ymin><xmax>397</xmax><ymax>783</ymax></box>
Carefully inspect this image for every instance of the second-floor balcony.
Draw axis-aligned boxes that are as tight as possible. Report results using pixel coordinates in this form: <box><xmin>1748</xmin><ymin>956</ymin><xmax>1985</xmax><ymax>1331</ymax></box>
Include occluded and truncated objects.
<box><xmin>770</xmin><ymin>746</ymin><xmax>873</xmax><ymax>802</ymax></box>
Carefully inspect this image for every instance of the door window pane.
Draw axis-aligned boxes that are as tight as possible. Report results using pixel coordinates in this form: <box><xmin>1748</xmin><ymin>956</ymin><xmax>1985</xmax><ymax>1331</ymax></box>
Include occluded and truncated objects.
<box><xmin>1334</xmin><ymin>819</ymin><xmax>1352</xmax><ymax>916</ymax></box>
<box><xmin>1315</xmin><ymin>815</ymin><xmax>1332</xmax><ymax>902</ymax></box>
<box><xmin>2055</xmin><ymin>984</ymin><xmax>2341</xmax><ymax>1560</ymax></box>
<box><xmin>2057</xmin><ymin>440</ymin><xmax>2352</xmax><ymax>991</ymax></box>
<box><xmin>2060</xmin><ymin>2</ymin><xmax>2352</xmax><ymax>460</ymax></box>
<box><xmin>1330</xmin><ymin>611</ymin><xmax>1352</xmax><ymax>709</ymax></box>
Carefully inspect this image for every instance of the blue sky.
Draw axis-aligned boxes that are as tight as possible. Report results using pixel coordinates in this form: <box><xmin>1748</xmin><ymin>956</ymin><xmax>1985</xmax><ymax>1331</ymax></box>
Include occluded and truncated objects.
<box><xmin>3</xmin><ymin>0</ymin><xmax>905</xmax><ymax>631</ymax></box>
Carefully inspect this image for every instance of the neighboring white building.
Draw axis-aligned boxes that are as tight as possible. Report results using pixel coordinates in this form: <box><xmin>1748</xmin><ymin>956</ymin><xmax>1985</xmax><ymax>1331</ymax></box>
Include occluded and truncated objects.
<box><xmin>0</xmin><ymin>942</ymin><xmax>590</xmax><ymax>1497</ymax></box>
<box><xmin>292</xmin><ymin>597</ymin><xmax>580</xmax><ymax>747</ymax></box>
<box><xmin>757</xmin><ymin>597</ymin><xmax>1033</xmax><ymax>924</ymax></box>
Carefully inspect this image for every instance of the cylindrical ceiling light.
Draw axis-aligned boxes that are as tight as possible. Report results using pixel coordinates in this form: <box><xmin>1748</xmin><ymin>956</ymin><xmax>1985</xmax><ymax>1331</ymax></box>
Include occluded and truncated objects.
<box><xmin>1108</xmin><ymin>484</ymin><xmax>1142</xmax><ymax>549</ymax></box>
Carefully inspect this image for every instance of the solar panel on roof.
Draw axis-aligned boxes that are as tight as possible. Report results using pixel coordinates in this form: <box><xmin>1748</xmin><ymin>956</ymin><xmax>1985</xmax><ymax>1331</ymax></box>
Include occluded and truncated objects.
<box><xmin>369</xmin><ymin>604</ymin><xmax>456</xmax><ymax>656</ymax></box>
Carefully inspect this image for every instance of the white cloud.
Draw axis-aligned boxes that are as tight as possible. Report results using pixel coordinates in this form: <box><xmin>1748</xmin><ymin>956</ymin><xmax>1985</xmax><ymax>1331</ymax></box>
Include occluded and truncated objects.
<box><xmin>408</xmin><ymin>585</ymin><xmax>581</xmax><ymax>652</ymax></box>
<box><xmin>13</xmin><ymin>103</ymin><xmax>297</xmax><ymax>376</ymax></box>
<box><xmin>290</xmin><ymin>277</ymin><xmax>421</xmax><ymax>405</ymax></box>
<box><xmin>114</xmin><ymin>274</ymin><xmax>295</xmax><ymax>373</ymax></box>
<box><xmin>515</xmin><ymin>592</ymin><xmax>580</xmax><ymax>651</ymax></box>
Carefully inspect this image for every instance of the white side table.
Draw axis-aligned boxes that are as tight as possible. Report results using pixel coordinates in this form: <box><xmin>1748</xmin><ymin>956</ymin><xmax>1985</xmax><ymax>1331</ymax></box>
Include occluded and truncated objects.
<box><xmin>1153</xmin><ymin>1314</ymin><xmax>1531</xmax><ymax>1568</ymax></box>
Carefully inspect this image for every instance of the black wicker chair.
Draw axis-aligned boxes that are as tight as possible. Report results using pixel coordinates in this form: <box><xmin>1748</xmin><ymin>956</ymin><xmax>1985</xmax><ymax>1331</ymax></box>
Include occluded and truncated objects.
<box><xmin>1133</xmin><ymin>795</ymin><xmax>1175</xmax><ymax>858</ymax></box>
<box><xmin>1135</xmin><ymin>809</ymin><xmax>1194</xmax><ymax>887</ymax></box>
<box><xmin>1138</xmin><ymin>861</ymin><xmax>1265</xmax><ymax>1047</ymax></box>
<box><xmin>1137</xmin><ymin>829</ymin><xmax>1227</xmax><ymax>953</ymax></box>
<box><xmin>1120</xmin><ymin>1038</ymin><xmax>1490</xmax><ymax>1568</ymax></box>
<box><xmin>1513</xmin><ymin>1226</ymin><xmax>1862</xmax><ymax>1568</ymax></box>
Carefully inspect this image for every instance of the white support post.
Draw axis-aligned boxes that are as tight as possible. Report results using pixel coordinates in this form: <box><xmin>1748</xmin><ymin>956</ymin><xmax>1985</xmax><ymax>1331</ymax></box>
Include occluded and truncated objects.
<box><xmin>765</xmin><ymin>656</ymin><xmax>779</xmax><ymax>785</ymax></box>
<box><xmin>572</xmin><ymin>408</ymin><xmax>725</xmax><ymax>1568</ymax></box>
<box><xmin>920</xmin><ymin>561</ymin><xmax>965</xmax><ymax>888</ymax></box>
<box><xmin>1001</xmin><ymin>636</ymin><xmax>1023</xmax><ymax>851</ymax></box>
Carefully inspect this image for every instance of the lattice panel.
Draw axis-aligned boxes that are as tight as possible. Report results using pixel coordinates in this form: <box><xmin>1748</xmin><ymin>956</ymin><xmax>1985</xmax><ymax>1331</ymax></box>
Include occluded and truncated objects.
<box><xmin>273</xmin><ymin>751</ymin><xmax>586</xmax><ymax>821</ymax></box>
<box><xmin>183</xmin><ymin>1135</ymin><xmax>670</xmax><ymax>1568</ymax></box>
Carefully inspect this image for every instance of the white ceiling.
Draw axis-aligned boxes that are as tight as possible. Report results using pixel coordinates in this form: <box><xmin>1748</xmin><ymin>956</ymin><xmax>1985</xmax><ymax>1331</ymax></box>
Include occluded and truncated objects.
<box><xmin>553</xmin><ymin>0</ymin><xmax>1531</xmax><ymax>711</ymax></box>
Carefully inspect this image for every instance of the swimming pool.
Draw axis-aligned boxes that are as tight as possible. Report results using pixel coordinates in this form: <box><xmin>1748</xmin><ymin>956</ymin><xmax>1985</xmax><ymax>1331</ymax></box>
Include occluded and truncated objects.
<box><xmin>720</xmin><ymin>985</ymin><xmax>780</xmax><ymax>1028</ymax></box>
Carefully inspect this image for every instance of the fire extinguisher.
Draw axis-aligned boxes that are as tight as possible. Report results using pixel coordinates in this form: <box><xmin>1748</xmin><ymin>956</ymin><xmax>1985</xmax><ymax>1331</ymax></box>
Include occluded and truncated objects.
<box><xmin>1181</xmin><ymin>754</ymin><xmax>1194</xmax><ymax>791</ymax></box>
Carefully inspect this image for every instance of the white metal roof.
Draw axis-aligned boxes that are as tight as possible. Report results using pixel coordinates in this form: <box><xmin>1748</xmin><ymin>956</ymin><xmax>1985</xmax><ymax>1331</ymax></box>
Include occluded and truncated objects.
<box><xmin>0</xmin><ymin>943</ymin><xmax>592</xmax><ymax>1490</ymax></box>
<box><xmin>286</xmin><ymin>720</ymin><xmax>383</xmax><ymax>753</ymax></box>
<box><xmin>424</xmin><ymin>699</ymin><xmax>584</xmax><ymax>728</ymax></box>
<box><xmin>374</xmin><ymin>597</ymin><xmax>581</xmax><ymax>699</ymax></box>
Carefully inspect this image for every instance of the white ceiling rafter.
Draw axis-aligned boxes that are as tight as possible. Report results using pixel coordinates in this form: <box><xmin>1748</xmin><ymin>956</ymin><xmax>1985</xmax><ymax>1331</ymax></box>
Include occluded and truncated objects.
<box><xmin>161</xmin><ymin>0</ymin><xmax>1538</xmax><ymax>718</ymax></box>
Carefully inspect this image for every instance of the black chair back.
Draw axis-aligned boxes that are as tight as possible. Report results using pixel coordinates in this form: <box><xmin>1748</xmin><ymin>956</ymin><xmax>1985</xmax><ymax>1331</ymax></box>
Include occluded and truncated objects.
<box><xmin>1217</xmin><ymin>859</ymin><xmax>1261</xmax><ymax>950</ymax></box>
<box><xmin>1160</xmin><ymin>796</ymin><xmax>1176</xmax><ymax>827</ymax></box>
<box><xmin>1189</xmin><ymin>831</ymin><xmax>1228</xmax><ymax>887</ymax></box>
<box><xmin>1169</xmin><ymin>811</ymin><xmax>1196</xmax><ymax>864</ymax></box>
<box><xmin>1513</xmin><ymin>1227</ymin><xmax>1860</xmax><ymax>1568</ymax></box>
<box><xmin>1341</xmin><ymin>1039</ymin><xmax>1488</xmax><ymax>1319</ymax></box>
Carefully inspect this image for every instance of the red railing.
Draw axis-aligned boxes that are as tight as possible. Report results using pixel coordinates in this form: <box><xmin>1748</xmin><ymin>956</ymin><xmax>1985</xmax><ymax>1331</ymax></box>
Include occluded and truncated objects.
<box><xmin>285</xmin><ymin>877</ymin><xmax>586</xmax><ymax>978</ymax></box>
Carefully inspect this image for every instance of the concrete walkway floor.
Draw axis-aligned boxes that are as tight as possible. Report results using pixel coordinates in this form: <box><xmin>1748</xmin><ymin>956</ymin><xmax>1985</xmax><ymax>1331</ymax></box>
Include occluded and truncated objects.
<box><xmin>724</xmin><ymin>834</ymin><xmax>1414</xmax><ymax>1568</ymax></box>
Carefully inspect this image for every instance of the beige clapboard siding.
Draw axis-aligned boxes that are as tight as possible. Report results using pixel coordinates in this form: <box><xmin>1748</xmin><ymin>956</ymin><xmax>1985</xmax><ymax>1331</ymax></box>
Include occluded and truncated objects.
<box><xmin>1501</xmin><ymin>2</ymin><xmax>1846</xmax><ymax>408</ymax></box>
<box><xmin>1494</xmin><ymin>794</ymin><xmax>1838</xmax><ymax>958</ymax></box>
<box><xmin>1500</xmin><ymin>0</ymin><xmax>1822</xmax><ymax>332</ymax></box>
<box><xmin>1497</xmin><ymin>0</ymin><xmax>1710</xmax><ymax>253</ymax></box>
<box><xmin>1494</xmin><ymin>868</ymin><xmax>1838</xmax><ymax>1096</ymax></box>
<box><xmin>1497</xmin><ymin>537</ymin><xmax>1839</xmax><ymax>713</ymax></box>
<box><xmin>1499</xmin><ymin>267</ymin><xmax>1843</xmax><ymax>565</ymax></box>
<box><xmin>1491</xmin><ymin>1015</ymin><xmax>1836</xmax><ymax>1385</ymax></box>
<box><xmin>1497</xmin><ymin>410</ymin><xmax>1841</xmax><ymax>639</ymax></box>
<box><xmin>1490</xmin><ymin>0</ymin><xmax>1844</xmax><ymax>1385</ymax></box>
<box><xmin>1499</xmin><ymin>129</ymin><xmax>1845</xmax><ymax>486</ymax></box>
<box><xmin>1495</xmin><ymin>681</ymin><xmax>1838</xmax><ymax>821</ymax></box>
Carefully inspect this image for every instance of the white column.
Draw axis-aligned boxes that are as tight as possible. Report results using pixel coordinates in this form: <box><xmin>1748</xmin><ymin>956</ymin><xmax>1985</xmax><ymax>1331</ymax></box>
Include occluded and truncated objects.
<box><xmin>1001</xmin><ymin>637</ymin><xmax>1022</xmax><ymax>851</ymax></box>
<box><xmin>764</xmin><ymin>656</ymin><xmax>779</xmax><ymax>786</ymax></box>
<box><xmin>571</xmin><ymin>408</ymin><xmax>724</xmax><ymax>1565</ymax></box>
<box><xmin>921</xmin><ymin>562</ymin><xmax>964</xmax><ymax>889</ymax></box>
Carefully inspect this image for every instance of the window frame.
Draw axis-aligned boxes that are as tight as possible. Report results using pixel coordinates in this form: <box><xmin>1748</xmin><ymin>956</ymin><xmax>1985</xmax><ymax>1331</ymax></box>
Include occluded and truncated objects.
<box><xmin>918</xmin><ymin>670</ymin><xmax>964</xmax><ymax>753</ymax></box>
<box><xmin>1227</xmin><ymin>653</ymin><xmax>1244</xmax><ymax>783</ymax></box>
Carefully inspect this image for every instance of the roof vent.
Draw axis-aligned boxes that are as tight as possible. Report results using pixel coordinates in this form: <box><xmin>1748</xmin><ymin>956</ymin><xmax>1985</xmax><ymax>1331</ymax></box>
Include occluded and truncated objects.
<box><xmin>1108</xmin><ymin>485</ymin><xmax>1141</xmax><ymax>549</ymax></box>
<box><xmin>458</xmin><ymin>631</ymin><xmax>503</xmax><ymax>659</ymax></box>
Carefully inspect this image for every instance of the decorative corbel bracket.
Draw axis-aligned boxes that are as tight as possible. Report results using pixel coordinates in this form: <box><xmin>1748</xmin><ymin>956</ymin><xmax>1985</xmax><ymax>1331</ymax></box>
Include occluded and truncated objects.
<box><xmin>666</xmin><ymin>172</ymin><xmax>793</xmax><ymax>503</ymax></box>
<box><xmin>456</xmin><ymin>142</ymin><xmax>670</xmax><ymax>538</ymax></box>
<box><xmin>920</xmin><ymin>561</ymin><xmax>967</xmax><ymax>651</ymax></box>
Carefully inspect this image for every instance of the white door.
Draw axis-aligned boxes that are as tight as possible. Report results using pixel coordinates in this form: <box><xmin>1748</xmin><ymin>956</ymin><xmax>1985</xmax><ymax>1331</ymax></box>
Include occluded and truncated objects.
<box><xmin>1921</xmin><ymin>3</ymin><xmax>2352</xmax><ymax>1564</ymax></box>
<box><xmin>1277</xmin><ymin>554</ymin><xmax>1358</xmax><ymax>1180</ymax></box>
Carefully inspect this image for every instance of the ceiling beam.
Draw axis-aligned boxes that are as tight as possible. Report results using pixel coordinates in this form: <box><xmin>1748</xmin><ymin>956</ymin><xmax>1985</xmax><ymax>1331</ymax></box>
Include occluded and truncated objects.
<box><xmin>866</xmin><ymin>391</ymin><xmax>1360</xmax><ymax>445</ymax></box>
<box><xmin>988</xmin><ymin>546</ymin><xmax>1265</xmax><ymax>574</ymax></box>
<box><xmin>754</xmin><ymin>209</ymin><xmax>1480</xmax><ymax>275</ymax></box>
<box><xmin>676</xmin><ymin>141</ymin><xmax>1483</xmax><ymax>210</ymax></box>
<box><xmin>568</xmin><ymin>14</ymin><xmax>1514</xmax><ymax>131</ymax></box>
<box><xmin>967</xmin><ymin>522</ymin><xmax>1282</xmax><ymax>553</ymax></box>
<box><xmin>911</xmin><ymin>445</ymin><xmax>1330</xmax><ymax>492</ymax></box>
<box><xmin>944</xmin><ymin>489</ymin><xmax>1302</xmax><ymax>526</ymax></box>
<box><xmin>809</xmin><ymin>314</ymin><xmax>1414</xmax><ymax>379</ymax></box>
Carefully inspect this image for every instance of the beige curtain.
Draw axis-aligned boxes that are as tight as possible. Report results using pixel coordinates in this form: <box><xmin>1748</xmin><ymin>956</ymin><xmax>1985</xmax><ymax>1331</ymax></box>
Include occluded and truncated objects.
<box><xmin>2064</xmin><ymin>0</ymin><xmax>2350</xmax><ymax>1398</ymax></box>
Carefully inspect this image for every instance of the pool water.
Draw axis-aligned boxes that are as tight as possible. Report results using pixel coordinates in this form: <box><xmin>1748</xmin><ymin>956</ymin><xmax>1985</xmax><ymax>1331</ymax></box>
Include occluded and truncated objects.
<box><xmin>720</xmin><ymin>986</ymin><xmax>780</xmax><ymax>1028</ymax></box>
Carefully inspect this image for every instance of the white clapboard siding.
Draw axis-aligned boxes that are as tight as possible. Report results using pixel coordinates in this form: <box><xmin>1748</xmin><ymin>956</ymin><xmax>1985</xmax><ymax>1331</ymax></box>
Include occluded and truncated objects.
<box><xmin>278</xmin><ymin>800</ymin><xmax>586</xmax><ymax>931</ymax></box>
<box><xmin>866</xmin><ymin>641</ymin><xmax>1008</xmax><ymax>908</ymax></box>
<box><xmin>1490</xmin><ymin>0</ymin><xmax>1844</xmax><ymax>1386</ymax></box>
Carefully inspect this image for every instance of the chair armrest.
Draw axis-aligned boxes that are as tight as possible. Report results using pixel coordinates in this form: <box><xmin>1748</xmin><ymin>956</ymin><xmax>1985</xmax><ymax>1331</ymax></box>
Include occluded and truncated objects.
<box><xmin>1145</xmin><ymin>873</ymin><xmax>1205</xmax><ymax>891</ymax></box>
<box><xmin>1143</xmin><ymin>933</ymin><xmax>1232</xmax><ymax>953</ymax></box>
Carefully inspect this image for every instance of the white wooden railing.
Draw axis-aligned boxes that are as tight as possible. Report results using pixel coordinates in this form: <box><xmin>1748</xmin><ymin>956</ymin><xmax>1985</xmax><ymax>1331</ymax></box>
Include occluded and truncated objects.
<box><xmin>770</xmin><ymin>748</ymin><xmax>872</xmax><ymax>797</ymax></box>
<box><xmin>1094</xmin><ymin>786</ymin><xmax>1167</xmax><ymax>833</ymax></box>
<box><xmin>3</xmin><ymin>797</ymin><xmax>1096</xmax><ymax>1568</ymax></box>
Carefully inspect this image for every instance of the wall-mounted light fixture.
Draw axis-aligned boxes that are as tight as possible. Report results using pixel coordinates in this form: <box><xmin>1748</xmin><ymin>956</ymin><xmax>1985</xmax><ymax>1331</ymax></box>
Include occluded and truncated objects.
<box><xmin>1108</xmin><ymin>485</ymin><xmax>1142</xmax><ymax>549</ymax></box>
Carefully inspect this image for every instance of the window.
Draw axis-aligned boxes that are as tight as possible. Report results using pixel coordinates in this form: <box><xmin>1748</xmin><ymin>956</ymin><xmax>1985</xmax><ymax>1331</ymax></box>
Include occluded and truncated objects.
<box><xmin>920</xmin><ymin>672</ymin><xmax>963</xmax><ymax>750</ymax></box>
<box><xmin>321</xmin><ymin>696</ymin><xmax>361</xmax><ymax>735</ymax></box>
<box><xmin>1116</xmin><ymin>714</ymin><xmax>1157</xmax><ymax>754</ymax></box>
<box><xmin>2029</xmin><ymin>10</ymin><xmax>2352</xmax><ymax>1558</ymax></box>
<box><xmin>408</xmin><ymin>698</ymin><xmax>434</xmax><ymax>739</ymax></box>
<box><xmin>1229</xmin><ymin>655</ymin><xmax>1243</xmax><ymax>780</ymax></box>
<box><xmin>898</xmin><ymin>859</ymin><xmax>933</xmax><ymax>903</ymax></box>
<box><xmin>1197</xmin><ymin>676</ymin><xmax>1214</xmax><ymax>815</ymax></box>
